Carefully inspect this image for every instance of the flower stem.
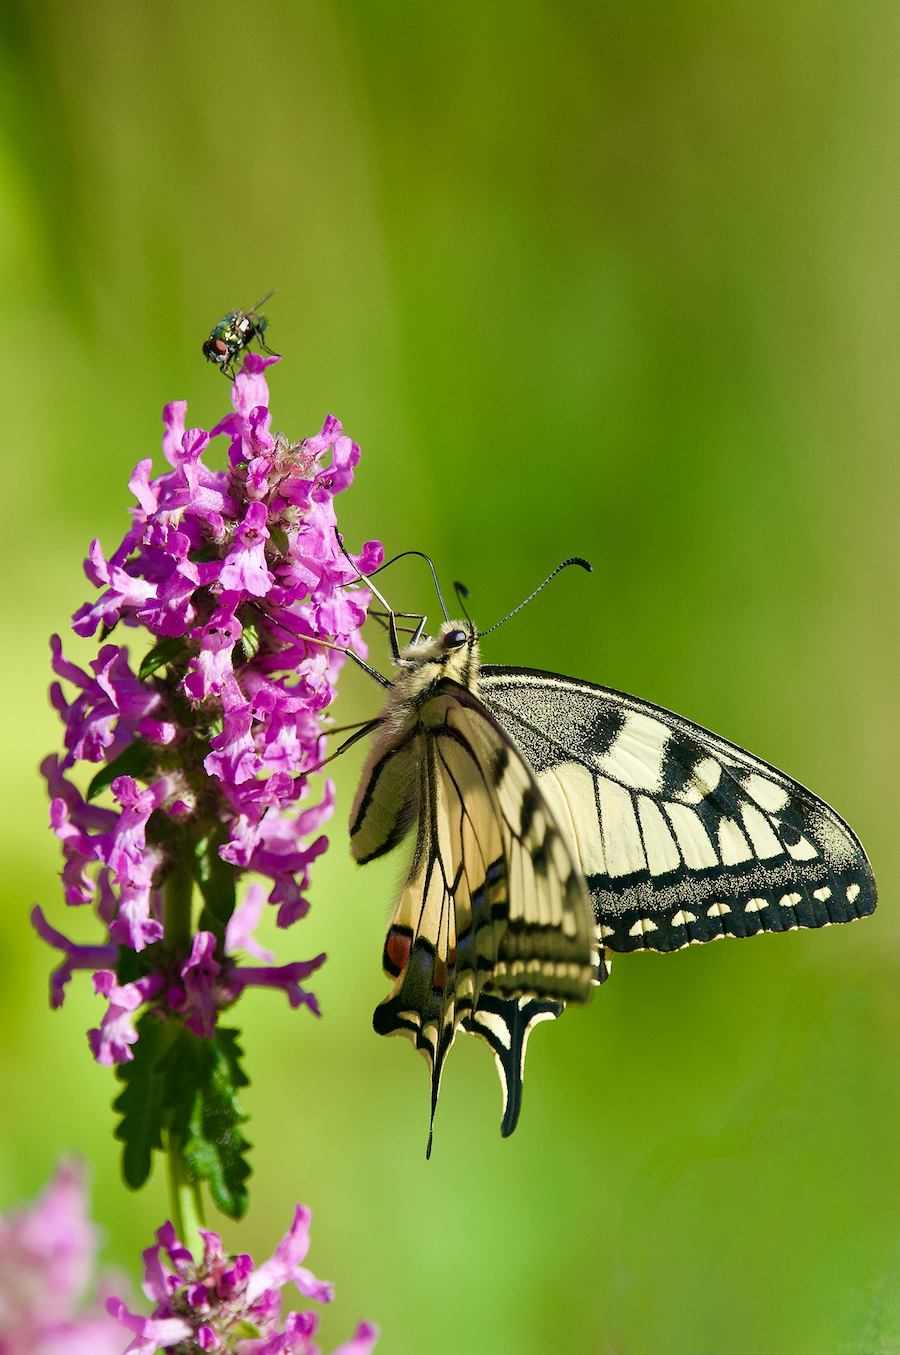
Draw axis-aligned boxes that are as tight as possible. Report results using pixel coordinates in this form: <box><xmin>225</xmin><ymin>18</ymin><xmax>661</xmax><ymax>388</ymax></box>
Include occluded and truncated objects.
<box><xmin>166</xmin><ymin>1131</ymin><xmax>206</xmax><ymax>1261</ymax></box>
<box><xmin>163</xmin><ymin>860</ymin><xmax>194</xmax><ymax>958</ymax></box>
<box><xmin>162</xmin><ymin>865</ymin><xmax>204</xmax><ymax>1256</ymax></box>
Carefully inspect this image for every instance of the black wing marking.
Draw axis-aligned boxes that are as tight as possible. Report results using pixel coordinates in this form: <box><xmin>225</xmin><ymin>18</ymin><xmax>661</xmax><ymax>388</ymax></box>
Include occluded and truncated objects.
<box><xmin>367</xmin><ymin>681</ymin><xmax>596</xmax><ymax>1151</ymax></box>
<box><xmin>462</xmin><ymin>995</ymin><xmax>564</xmax><ymax>1137</ymax></box>
<box><xmin>480</xmin><ymin>666</ymin><xmax>876</xmax><ymax>955</ymax></box>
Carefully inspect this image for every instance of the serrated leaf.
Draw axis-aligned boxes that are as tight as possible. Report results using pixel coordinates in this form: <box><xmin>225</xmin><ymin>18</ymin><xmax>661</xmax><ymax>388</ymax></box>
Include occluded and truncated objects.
<box><xmin>113</xmin><ymin>1019</ymin><xmax>251</xmax><ymax>1217</ymax></box>
<box><xmin>139</xmin><ymin>636</ymin><xmax>189</xmax><ymax>681</ymax></box>
<box><xmin>183</xmin><ymin>1027</ymin><xmax>251</xmax><ymax>1218</ymax></box>
<box><xmin>87</xmin><ymin>738</ymin><xmax>153</xmax><ymax>801</ymax></box>
<box><xmin>113</xmin><ymin>1014</ymin><xmax>171</xmax><ymax>1188</ymax></box>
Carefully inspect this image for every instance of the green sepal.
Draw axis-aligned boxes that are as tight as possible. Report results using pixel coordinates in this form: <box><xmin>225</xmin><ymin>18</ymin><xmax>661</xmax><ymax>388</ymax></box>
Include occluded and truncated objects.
<box><xmin>190</xmin><ymin>543</ymin><xmax>220</xmax><ymax>564</ymax></box>
<box><xmin>87</xmin><ymin>738</ymin><xmax>153</xmax><ymax>801</ymax></box>
<box><xmin>192</xmin><ymin>824</ymin><xmax>236</xmax><ymax>944</ymax></box>
<box><xmin>139</xmin><ymin>637</ymin><xmax>190</xmax><ymax>681</ymax></box>
<box><xmin>113</xmin><ymin>1017</ymin><xmax>251</xmax><ymax>1218</ymax></box>
<box><xmin>232</xmin><ymin>622</ymin><xmax>260</xmax><ymax>664</ymax></box>
<box><xmin>183</xmin><ymin>1027</ymin><xmax>251</xmax><ymax>1219</ymax></box>
<box><xmin>268</xmin><ymin>527</ymin><xmax>289</xmax><ymax>557</ymax></box>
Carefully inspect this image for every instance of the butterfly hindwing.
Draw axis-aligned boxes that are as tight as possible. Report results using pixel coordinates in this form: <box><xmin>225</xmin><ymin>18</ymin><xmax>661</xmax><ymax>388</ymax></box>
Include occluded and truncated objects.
<box><xmin>352</xmin><ymin>679</ymin><xmax>596</xmax><ymax>1146</ymax></box>
<box><xmin>480</xmin><ymin>666</ymin><xmax>876</xmax><ymax>954</ymax></box>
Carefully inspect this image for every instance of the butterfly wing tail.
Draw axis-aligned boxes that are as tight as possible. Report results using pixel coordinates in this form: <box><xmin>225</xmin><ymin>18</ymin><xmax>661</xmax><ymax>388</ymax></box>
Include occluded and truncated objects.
<box><xmin>373</xmin><ymin>985</ymin><xmax>457</xmax><ymax>1159</ymax></box>
<box><xmin>463</xmin><ymin>994</ymin><xmax>565</xmax><ymax>1138</ymax></box>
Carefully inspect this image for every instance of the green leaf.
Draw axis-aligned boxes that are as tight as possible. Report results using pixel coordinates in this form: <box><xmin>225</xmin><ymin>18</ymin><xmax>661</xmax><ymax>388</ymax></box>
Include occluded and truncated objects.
<box><xmin>87</xmin><ymin>738</ymin><xmax>153</xmax><ymax>801</ymax></box>
<box><xmin>192</xmin><ymin>824</ymin><xmax>237</xmax><ymax>942</ymax></box>
<box><xmin>139</xmin><ymin>636</ymin><xmax>189</xmax><ymax>681</ymax></box>
<box><xmin>113</xmin><ymin>1018</ymin><xmax>251</xmax><ymax>1217</ymax></box>
<box><xmin>112</xmin><ymin>1014</ymin><xmax>172</xmax><ymax>1189</ymax></box>
<box><xmin>183</xmin><ymin>1027</ymin><xmax>251</xmax><ymax>1219</ymax></box>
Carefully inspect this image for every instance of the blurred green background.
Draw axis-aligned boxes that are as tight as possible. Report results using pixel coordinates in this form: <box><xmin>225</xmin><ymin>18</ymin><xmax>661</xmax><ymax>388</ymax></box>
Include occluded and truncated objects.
<box><xmin>1</xmin><ymin>2</ymin><xmax>898</xmax><ymax>1352</ymax></box>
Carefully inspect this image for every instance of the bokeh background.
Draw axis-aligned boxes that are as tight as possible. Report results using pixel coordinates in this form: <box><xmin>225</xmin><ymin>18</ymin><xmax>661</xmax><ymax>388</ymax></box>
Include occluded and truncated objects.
<box><xmin>1</xmin><ymin>2</ymin><xmax>899</xmax><ymax>1352</ymax></box>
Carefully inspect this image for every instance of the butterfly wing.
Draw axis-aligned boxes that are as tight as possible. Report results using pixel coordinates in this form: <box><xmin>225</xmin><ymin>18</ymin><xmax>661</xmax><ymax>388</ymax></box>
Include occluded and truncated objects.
<box><xmin>480</xmin><ymin>666</ymin><xmax>876</xmax><ymax>953</ymax></box>
<box><xmin>350</xmin><ymin>678</ymin><xmax>597</xmax><ymax>1148</ymax></box>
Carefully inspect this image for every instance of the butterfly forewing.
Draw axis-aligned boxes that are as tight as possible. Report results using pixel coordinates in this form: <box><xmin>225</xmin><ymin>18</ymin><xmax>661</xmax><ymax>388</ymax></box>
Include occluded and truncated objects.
<box><xmin>351</xmin><ymin>679</ymin><xmax>596</xmax><ymax>1145</ymax></box>
<box><xmin>480</xmin><ymin>666</ymin><xmax>876</xmax><ymax>954</ymax></box>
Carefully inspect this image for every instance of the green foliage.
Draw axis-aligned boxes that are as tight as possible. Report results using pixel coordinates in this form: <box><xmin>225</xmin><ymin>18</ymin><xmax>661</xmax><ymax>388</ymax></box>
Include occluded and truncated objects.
<box><xmin>138</xmin><ymin>636</ymin><xmax>190</xmax><ymax>681</ymax></box>
<box><xmin>86</xmin><ymin>738</ymin><xmax>153</xmax><ymax>801</ymax></box>
<box><xmin>184</xmin><ymin>1027</ymin><xmax>251</xmax><ymax>1219</ymax></box>
<box><xmin>114</xmin><ymin>1016</ymin><xmax>251</xmax><ymax>1219</ymax></box>
<box><xmin>233</xmin><ymin>621</ymin><xmax>261</xmax><ymax>663</ymax></box>
<box><xmin>192</xmin><ymin>823</ymin><xmax>237</xmax><ymax>943</ymax></box>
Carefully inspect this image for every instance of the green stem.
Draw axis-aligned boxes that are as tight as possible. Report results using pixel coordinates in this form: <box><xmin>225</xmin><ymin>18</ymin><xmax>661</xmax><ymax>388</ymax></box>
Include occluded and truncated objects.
<box><xmin>166</xmin><ymin>1130</ymin><xmax>206</xmax><ymax>1261</ymax></box>
<box><xmin>163</xmin><ymin>860</ymin><xmax>194</xmax><ymax>958</ymax></box>
<box><xmin>162</xmin><ymin>864</ymin><xmax>203</xmax><ymax>1255</ymax></box>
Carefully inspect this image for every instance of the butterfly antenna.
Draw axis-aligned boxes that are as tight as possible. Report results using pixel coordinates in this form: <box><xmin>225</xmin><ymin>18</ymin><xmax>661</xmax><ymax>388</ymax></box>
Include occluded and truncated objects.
<box><xmin>480</xmin><ymin>557</ymin><xmax>593</xmax><ymax>636</ymax></box>
<box><xmin>335</xmin><ymin>531</ymin><xmax>395</xmax><ymax>613</ymax></box>
<box><xmin>453</xmin><ymin>580</ymin><xmax>472</xmax><ymax>623</ymax></box>
<box><xmin>370</xmin><ymin>549</ymin><xmax>450</xmax><ymax>623</ymax></box>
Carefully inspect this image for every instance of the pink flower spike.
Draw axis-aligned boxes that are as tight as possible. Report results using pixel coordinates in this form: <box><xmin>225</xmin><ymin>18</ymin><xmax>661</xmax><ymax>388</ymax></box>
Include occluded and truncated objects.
<box><xmin>226</xmin><ymin>883</ymin><xmax>276</xmax><ymax>961</ymax></box>
<box><xmin>230</xmin><ymin>956</ymin><xmax>326</xmax><ymax>1013</ymax></box>
<box><xmin>31</xmin><ymin>905</ymin><xmax>118</xmax><ymax>1007</ymax></box>
<box><xmin>141</xmin><ymin>1242</ymin><xmax>180</xmax><ymax>1303</ymax></box>
<box><xmin>0</xmin><ymin>1162</ymin><xmax>128</xmax><ymax>1354</ymax></box>
<box><xmin>88</xmin><ymin>973</ymin><xmax>164</xmax><ymax>1065</ymax></box>
<box><xmin>245</xmin><ymin>1204</ymin><xmax>334</xmax><ymax>1306</ymax></box>
<box><xmin>162</xmin><ymin>400</ymin><xmax>188</xmax><ymax>466</ymax></box>
<box><xmin>329</xmin><ymin>1321</ymin><xmax>381</xmax><ymax>1354</ymax></box>
<box><xmin>157</xmin><ymin>1220</ymin><xmax>195</xmax><ymax>1271</ymax></box>
<box><xmin>106</xmin><ymin>1297</ymin><xmax>193</xmax><ymax>1352</ymax></box>
<box><xmin>219</xmin><ymin>500</ymin><xmax>274</xmax><ymax>596</ymax></box>
<box><xmin>46</xmin><ymin>357</ymin><xmax>382</xmax><ymax>1119</ymax></box>
<box><xmin>180</xmin><ymin>931</ymin><xmax>221</xmax><ymax>1039</ymax></box>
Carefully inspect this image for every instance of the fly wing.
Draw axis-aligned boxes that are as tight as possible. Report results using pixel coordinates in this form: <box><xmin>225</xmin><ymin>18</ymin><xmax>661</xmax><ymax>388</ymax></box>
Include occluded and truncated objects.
<box><xmin>480</xmin><ymin>666</ymin><xmax>876</xmax><ymax>954</ymax></box>
<box><xmin>372</xmin><ymin>681</ymin><xmax>596</xmax><ymax>1151</ymax></box>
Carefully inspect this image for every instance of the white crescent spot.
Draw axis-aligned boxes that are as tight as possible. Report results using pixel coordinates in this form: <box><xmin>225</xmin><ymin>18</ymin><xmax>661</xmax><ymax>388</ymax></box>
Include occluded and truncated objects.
<box><xmin>472</xmin><ymin>1011</ymin><xmax>512</xmax><ymax>1049</ymax></box>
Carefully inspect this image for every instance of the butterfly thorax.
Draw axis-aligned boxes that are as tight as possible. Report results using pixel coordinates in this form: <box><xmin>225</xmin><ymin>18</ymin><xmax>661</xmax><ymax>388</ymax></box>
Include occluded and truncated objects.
<box><xmin>383</xmin><ymin>620</ymin><xmax>481</xmax><ymax>726</ymax></box>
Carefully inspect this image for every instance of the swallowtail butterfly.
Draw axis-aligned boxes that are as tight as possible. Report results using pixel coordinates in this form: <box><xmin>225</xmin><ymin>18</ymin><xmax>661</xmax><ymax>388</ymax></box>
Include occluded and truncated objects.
<box><xmin>338</xmin><ymin>558</ymin><xmax>876</xmax><ymax>1154</ymax></box>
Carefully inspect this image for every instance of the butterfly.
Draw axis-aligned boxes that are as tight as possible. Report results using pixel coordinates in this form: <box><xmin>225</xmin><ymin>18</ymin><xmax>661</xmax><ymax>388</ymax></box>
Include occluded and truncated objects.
<box><xmin>336</xmin><ymin>556</ymin><xmax>877</xmax><ymax>1154</ymax></box>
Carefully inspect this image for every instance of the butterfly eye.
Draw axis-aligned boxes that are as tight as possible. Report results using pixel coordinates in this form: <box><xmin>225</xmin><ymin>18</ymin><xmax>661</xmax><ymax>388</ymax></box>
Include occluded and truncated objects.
<box><xmin>442</xmin><ymin>629</ymin><xmax>467</xmax><ymax>650</ymax></box>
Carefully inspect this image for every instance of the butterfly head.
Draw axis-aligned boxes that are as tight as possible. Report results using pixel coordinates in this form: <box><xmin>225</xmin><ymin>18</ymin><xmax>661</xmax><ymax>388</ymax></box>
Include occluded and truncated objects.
<box><xmin>396</xmin><ymin>619</ymin><xmax>481</xmax><ymax>695</ymax></box>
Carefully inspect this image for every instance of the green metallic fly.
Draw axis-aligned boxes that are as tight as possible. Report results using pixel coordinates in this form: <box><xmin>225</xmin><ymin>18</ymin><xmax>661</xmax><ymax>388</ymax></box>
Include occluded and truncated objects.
<box><xmin>203</xmin><ymin>290</ymin><xmax>278</xmax><ymax>378</ymax></box>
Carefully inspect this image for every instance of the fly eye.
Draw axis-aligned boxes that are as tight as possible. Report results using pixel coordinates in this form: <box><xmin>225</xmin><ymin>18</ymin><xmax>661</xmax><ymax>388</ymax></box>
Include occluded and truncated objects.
<box><xmin>213</xmin><ymin>339</ymin><xmax>228</xmax><ymax>355</ymax></box>
<box><xmin>442</xmin><ymin>629</ymin><xmax>467</xmax><ymax>649</ymax></box>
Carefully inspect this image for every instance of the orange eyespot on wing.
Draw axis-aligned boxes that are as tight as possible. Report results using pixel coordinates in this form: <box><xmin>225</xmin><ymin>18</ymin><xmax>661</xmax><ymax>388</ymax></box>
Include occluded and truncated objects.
<box><xmin>383</xmin><ymin>926</ymin><xmax>412</xmax><ymax>977</ymax></box>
